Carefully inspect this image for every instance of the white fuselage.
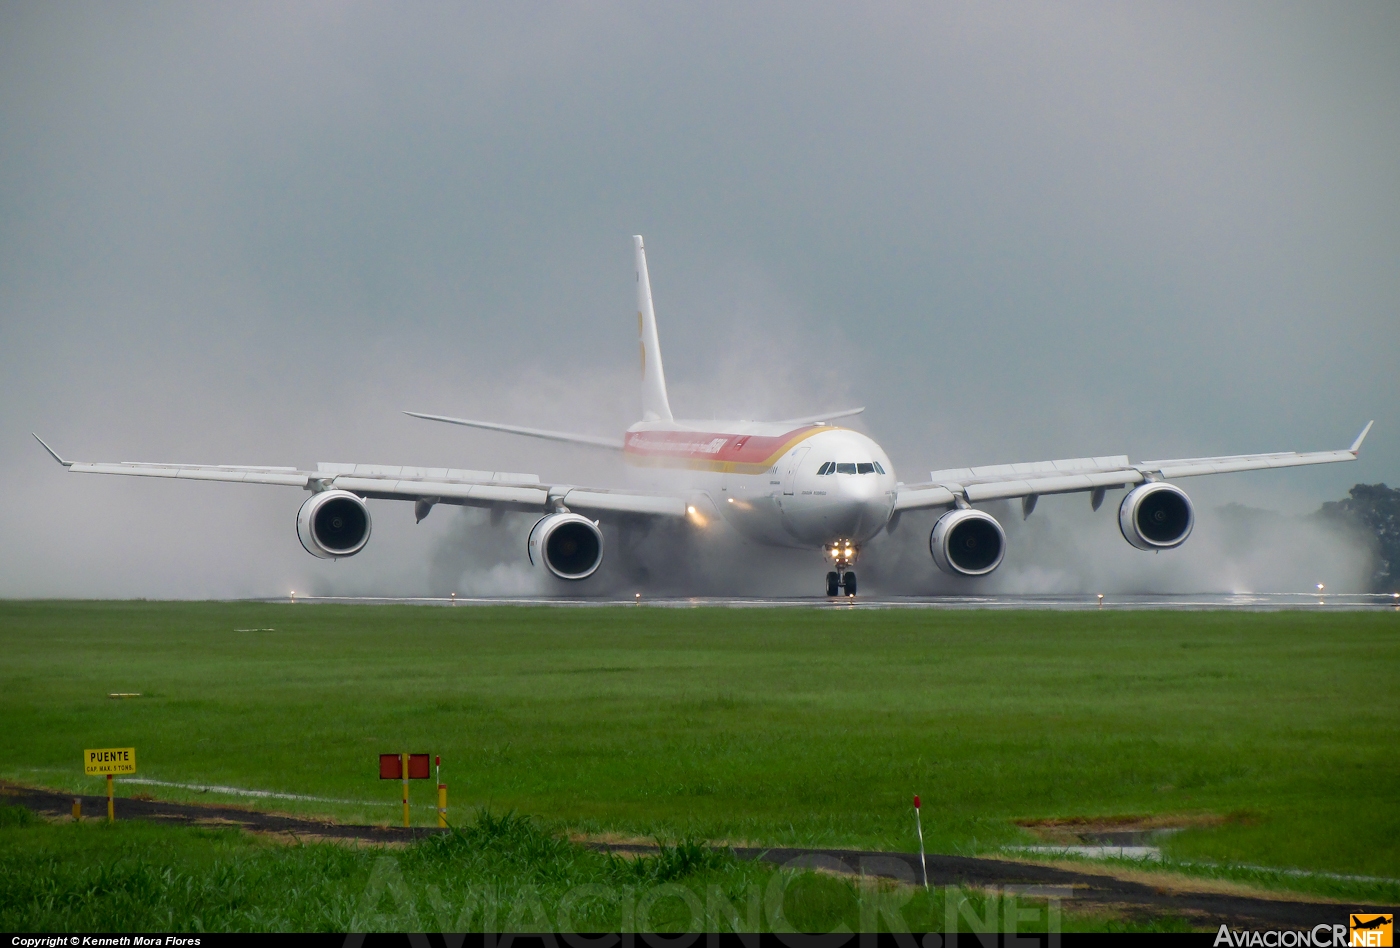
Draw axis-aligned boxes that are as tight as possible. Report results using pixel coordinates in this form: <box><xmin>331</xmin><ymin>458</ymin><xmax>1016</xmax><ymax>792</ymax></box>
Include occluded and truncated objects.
<box><xmin>621</xmin><ymin>421</ymin><xmax>897</xmax><ymax>549</ymax></box>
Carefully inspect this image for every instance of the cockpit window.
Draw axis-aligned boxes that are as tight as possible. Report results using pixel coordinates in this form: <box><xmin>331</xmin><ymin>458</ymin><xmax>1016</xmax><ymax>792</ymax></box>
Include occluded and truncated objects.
<box><xmin>823</xmin><ymin>461</ymin><xmax>885</xmax><ymax>475</ymax></box>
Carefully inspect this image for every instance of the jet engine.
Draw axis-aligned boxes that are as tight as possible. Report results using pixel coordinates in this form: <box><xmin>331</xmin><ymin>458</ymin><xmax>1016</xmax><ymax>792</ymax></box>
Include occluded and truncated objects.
<box><xmin>297</xmin><ymin>489</ymin><xmax>372</xmax><ymax>558</ymax></box>
<box><xmin>528</xmin><ymin>512</ymin><xmax>604</xmax><ymax>580</ymax></box>
<box><xmin>1119</xmin><ymin>482</ymin><xmax>1194</xmax><ymax>550</ymax></box>
<box><xmin>930</xmin><ymin>508</ymin><xmax>1006</xmax><ymax>576</ymax></box>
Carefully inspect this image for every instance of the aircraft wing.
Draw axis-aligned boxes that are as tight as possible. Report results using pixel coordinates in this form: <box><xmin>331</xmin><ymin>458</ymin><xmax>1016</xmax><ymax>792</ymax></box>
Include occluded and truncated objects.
<box><xmin>31</xmin><ymin>437</ymin><xmax>688</xmax><ymax>518</ymax></box>
<box><xmin>893</xmin><ymin>422</ymin><xmax>1372</xmax><ymax>512</ymax></box>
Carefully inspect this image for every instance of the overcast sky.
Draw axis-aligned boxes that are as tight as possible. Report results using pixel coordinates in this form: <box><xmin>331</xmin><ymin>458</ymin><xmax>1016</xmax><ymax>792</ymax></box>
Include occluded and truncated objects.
<box><xmin>2</xmin><ymin>2</ymin><xmax>1396</xmax><ymax>597</ymax></box>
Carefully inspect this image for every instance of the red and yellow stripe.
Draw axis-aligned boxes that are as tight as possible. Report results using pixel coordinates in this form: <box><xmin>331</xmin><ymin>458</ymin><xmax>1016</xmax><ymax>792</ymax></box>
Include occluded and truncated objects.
<box><xmin>623</xmin><ymin>426</ymin><xmax>826</xmax><ymax>474</ymax></box>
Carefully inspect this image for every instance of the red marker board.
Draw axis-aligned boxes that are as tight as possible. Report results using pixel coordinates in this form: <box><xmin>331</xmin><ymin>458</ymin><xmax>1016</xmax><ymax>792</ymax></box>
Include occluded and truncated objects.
<box><xmin>379</xmin><ymin>753</ymin><xmax>431</xmax><ymax>779</ymax></box>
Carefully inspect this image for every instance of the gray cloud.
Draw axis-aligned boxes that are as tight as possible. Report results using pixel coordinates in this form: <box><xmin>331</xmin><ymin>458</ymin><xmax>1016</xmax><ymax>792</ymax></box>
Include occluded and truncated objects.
<box><xmin>2</xmin><ymin>2</ymin><xmax>1395</xmax><ymax>596</ymax></box>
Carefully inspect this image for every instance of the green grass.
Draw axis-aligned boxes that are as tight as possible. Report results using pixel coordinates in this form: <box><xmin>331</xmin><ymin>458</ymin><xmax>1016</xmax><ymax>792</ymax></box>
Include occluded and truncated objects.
<box><xmin>0</xmin><ymin>804</ymin><xmax>1182</xmax><ymax>933</ymax></box>
<box><xmin>1</xmin><ymin>601</ymin><xmax>1396</xmax><ymax>890</ymax></box>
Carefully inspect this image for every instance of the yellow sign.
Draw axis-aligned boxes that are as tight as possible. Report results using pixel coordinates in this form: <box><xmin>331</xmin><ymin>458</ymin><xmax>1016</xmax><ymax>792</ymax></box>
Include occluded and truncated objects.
<box><xmin>1352</xmin><ymin>915</ymin><xmax>1394</xmax><ymax>948</ymax></box>
<box><xmin>84</xmin><ymin>747</ymin><xmax>136</xmax><ymax>775</ymax></box>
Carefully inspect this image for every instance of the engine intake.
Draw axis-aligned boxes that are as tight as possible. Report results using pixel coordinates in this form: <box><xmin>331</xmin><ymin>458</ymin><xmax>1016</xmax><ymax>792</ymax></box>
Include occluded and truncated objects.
<box><xmin>528</xmin><ymin>512</ymin><xmax>604</xmax><ymax>580</ymax></box>
<box><xmin>1119</xmin><ymin>482</ymin><xmax>1194</xmax><ymax>550</ymax></box>
<box><xmin>931</xmin><ymin>508</ymin><xmax>1006</xmax><ymax>576</ymax></box>
<box><xmin>297</xmin><ymin>490</ymin><xmax>372</xmax><ymax>559</ymax></box>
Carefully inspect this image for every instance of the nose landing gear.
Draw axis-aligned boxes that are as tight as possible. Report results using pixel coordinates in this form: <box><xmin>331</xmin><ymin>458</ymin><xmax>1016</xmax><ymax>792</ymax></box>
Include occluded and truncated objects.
<box><xmin>824</xmin><ymin>541</ymin><xmax>858</xmax><ymax>597</ymax></box>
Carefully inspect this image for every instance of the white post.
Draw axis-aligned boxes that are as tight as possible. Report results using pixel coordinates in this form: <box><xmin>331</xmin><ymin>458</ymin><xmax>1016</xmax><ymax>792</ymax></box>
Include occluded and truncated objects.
<box><xmin>914</xmin><ymin>794</ymin><xmax>928</xmax><ymax>891</ymax></box>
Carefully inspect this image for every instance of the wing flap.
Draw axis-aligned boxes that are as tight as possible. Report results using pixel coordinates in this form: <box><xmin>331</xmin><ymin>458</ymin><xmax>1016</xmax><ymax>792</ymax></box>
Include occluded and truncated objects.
<box><xmin>330</xmin><ymin>476</ymin><xmax>549</xmax><ymax>507</ymax></box>
<box><xmin>69</xmin><ymin>462</ymin><xmax>313</xmax><ymax>488</ymax></box>
<box><xmin>964</xmin><ymin>469</ymin><xmax>1143</xmax><ymax>503</ymax></box>
<box><xmin>917</xmin><ymin>424</ymin><xmax>1371</xmax><ymax>505</ymax></box>
<box><xmin>562</xmin><ymin>488</ymin><xmax>687</xmax><ymax>517</ymax></box>
<box><xmin>315</xmin><ymin>462</ymin><xmax>540</xmax><ymax>484</ymax></box>
<box><xmin>1149</xmin><ymin>449</ymin><xmax>1356</xmax><ymax>479</ymax></box>
<box><xmin>930</xmin><ymin>455</ymin><xmax>1130</xmax><ymax>484</ymax></box>
<box><xmin>892</xmin><ymin>485</ymin><xmax>958</xmax><ymax>511</ymax></box>
<box><xmin>55</xmin><ymin>451</ymin><xmax>686</xmax><ymax>518</ymax></box>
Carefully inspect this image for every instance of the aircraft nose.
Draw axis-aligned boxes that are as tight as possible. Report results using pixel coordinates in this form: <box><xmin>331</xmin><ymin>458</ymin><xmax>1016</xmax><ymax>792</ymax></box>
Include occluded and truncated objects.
<box><xmin>836</xmin><ymin>473</ymin><xmax>879</xmax><ymax>503</ymax></box>
<box><xmin>828</xmin><ymin>476</ymin><xmax>891</xmax><ymax>538</ymax></box>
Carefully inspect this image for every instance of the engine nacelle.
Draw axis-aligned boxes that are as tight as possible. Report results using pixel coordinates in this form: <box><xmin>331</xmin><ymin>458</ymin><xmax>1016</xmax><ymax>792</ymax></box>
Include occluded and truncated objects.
<box><xmin>1119</xmin><ymin>482</ymin><xmax>1194</xmax><ymax>550</ymax></box>
<box><xmin>528</xmin><ymin>512</ymin><xmax>604</xmax><ymax>580</ymax></box>
<box><xmin>930</xmin><ymin>508</ymin><xmax>1006</xmax><ymax>576</ymax></box>
<box><xmin>297</xmin><ymin>490</ymin><xmax>372</xmax><ymax>559</ymax></box>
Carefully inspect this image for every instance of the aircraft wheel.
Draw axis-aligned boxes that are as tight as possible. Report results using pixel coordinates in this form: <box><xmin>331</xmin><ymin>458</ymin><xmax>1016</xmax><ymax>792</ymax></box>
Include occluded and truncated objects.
<box><xmin>826</xmin><ymin>572</ymin><xmax>840</xmax><ymax>597</ymax></box>
<box><xmin>844</xmin><ymin>571</ymin><xmax>857</xmax><ymax>596</ymax></box>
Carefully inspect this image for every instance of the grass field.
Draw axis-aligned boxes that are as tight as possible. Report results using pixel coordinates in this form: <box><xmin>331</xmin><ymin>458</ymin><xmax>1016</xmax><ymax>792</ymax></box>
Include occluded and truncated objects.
<box><xmin>1</xmin><ymin>601</ymin><xmax>1396</xmax><ymax>891</ymax></box>
<box><xmin>2</xmin><ymin>804</ymin><xmax>1190</xmax><ymax>933</ymax></box>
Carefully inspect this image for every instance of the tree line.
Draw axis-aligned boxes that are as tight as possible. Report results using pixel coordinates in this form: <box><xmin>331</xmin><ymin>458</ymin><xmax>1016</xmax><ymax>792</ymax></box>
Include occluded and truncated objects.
<box><xmin>1318</xmin><ymin>483</ymin><xmax>1400</xmax><ymax>592</ymax></box>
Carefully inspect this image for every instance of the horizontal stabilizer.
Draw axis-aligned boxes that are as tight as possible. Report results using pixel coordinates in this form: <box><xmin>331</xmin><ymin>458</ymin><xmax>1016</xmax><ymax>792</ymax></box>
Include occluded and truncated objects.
<box><xmin>775</xmin><ymin>407</ymin><xmax>865</xmax><ymax>426</ymax></box>
<box><xmin>403</xmin><ymin>411</ymin><xmax>624</xmax><ymax>449</ymax></box>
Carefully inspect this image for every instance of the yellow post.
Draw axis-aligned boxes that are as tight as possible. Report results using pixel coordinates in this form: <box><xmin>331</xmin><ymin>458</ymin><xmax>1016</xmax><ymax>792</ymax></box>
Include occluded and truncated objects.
<box><xmin>84</xmin><ymin>747</ymin><xmax>134</xmax><ymax>821</ymax></box>
<box><xmin>437</xmin><ymin>784</ymin><xmax>447</xmax><ymax>828</ymax></box>
<box><xmin>401</xmin><ymin>752</ymin><xmax>410</xmax><ymax>828</ymax></box>
<box><xmin>72</xmin><ymin>797</ymin><xmax>81</xmax><ymax>821</ymax></box>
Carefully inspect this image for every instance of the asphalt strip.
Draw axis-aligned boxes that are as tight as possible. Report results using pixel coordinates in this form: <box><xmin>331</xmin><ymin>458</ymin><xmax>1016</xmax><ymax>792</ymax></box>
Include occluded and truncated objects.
<box><xmin>2</xmin><ymin>782</ymin><xmax>1390</xmax><ymax>930</ymax></box>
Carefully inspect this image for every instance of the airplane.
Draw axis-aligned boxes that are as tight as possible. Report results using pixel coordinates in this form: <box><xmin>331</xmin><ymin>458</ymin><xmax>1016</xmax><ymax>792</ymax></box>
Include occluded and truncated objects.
<box><xmin>1351</xmin><ymin>916</ymin><xmax>1392</xmax><ymax>931</ymax></box>
<box><xmin>34</xmin><ymin>236</ymin><xmax>1373</xmax><ymax>597</ymax></box>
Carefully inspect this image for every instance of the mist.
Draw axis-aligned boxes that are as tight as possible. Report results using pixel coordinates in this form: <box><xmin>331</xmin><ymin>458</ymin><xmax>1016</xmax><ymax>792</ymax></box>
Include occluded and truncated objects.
<box><xmin>409</xmin><ymin>491</ymin><xmax>1374</xmax><ymax>601</ymax></box>
<box><xmin>1</xmin><ymin>3</ymin><xmax>1395</xmax><ymax>598</ymax></box>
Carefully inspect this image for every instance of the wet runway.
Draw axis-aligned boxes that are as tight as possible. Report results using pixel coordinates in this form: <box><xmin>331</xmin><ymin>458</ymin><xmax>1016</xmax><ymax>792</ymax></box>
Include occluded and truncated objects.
<box><xmin>253</xmin><ymin>592</ymin><xmax>1400</xmax><ymax>610</ymax></box>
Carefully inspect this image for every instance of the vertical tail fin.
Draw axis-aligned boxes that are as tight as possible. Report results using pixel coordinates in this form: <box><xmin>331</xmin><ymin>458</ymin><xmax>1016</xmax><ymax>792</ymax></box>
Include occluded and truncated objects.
<box><xmin>634</xmin><ymin>236</ymin><xmax>674</xmax><ymax>422</ymax></box>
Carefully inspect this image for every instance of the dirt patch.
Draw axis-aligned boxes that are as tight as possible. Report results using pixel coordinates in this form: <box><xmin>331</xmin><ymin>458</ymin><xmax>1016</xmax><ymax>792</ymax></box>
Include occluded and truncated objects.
<box><xmin>1016</xmin><ymin>813</ymin><xmax>1227</xmax><ymax>846</ymax></box>
<box><xmin>1000</xmin><ymin>855</ymin><xmax>1350</xmax><ymax>904</ymax></box>
<box><xmin>572</xmin><ymin>831</ymin><xmax>769</xmax><ymax>854</ymax></box>
<box><xmin>569</xmin><ymin>831</ymin><xmax>656</xmax><ymax>848</ymax></box>
<box><xmin>249</xmin><ymin>830</ymin><xmax>412</xmax><ymax>848</ymax></box>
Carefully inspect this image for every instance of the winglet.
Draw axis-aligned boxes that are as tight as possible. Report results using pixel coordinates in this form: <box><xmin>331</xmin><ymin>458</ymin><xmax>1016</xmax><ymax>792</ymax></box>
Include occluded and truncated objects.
<box><xmin>32</xmin><ymin>433</ymin><xmax>72</xmax><ymax>467</ymax></box>
<box><xmin>1349</xmin><ymin>420</ymin><xmax>1374</xmax><ymax>455</ymax></box>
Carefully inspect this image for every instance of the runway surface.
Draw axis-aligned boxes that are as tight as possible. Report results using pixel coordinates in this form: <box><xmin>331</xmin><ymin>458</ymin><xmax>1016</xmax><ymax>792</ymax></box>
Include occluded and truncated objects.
<box><xmin>4</xmin><ymin>782</ymin><xmax>1389</xmax><ymax>930</ymax></box>
<box><xmin>253</xmin><ymin>592</ymin><xmax>1400</xmax><ymax>611</ymax></box>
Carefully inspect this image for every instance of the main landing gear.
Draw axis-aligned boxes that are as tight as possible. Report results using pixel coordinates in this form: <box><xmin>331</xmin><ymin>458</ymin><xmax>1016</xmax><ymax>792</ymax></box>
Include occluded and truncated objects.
<box><xmin>824</xmin><ymin>540</ymin><xmax>858</xmax><ymax>597</ymax></box>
